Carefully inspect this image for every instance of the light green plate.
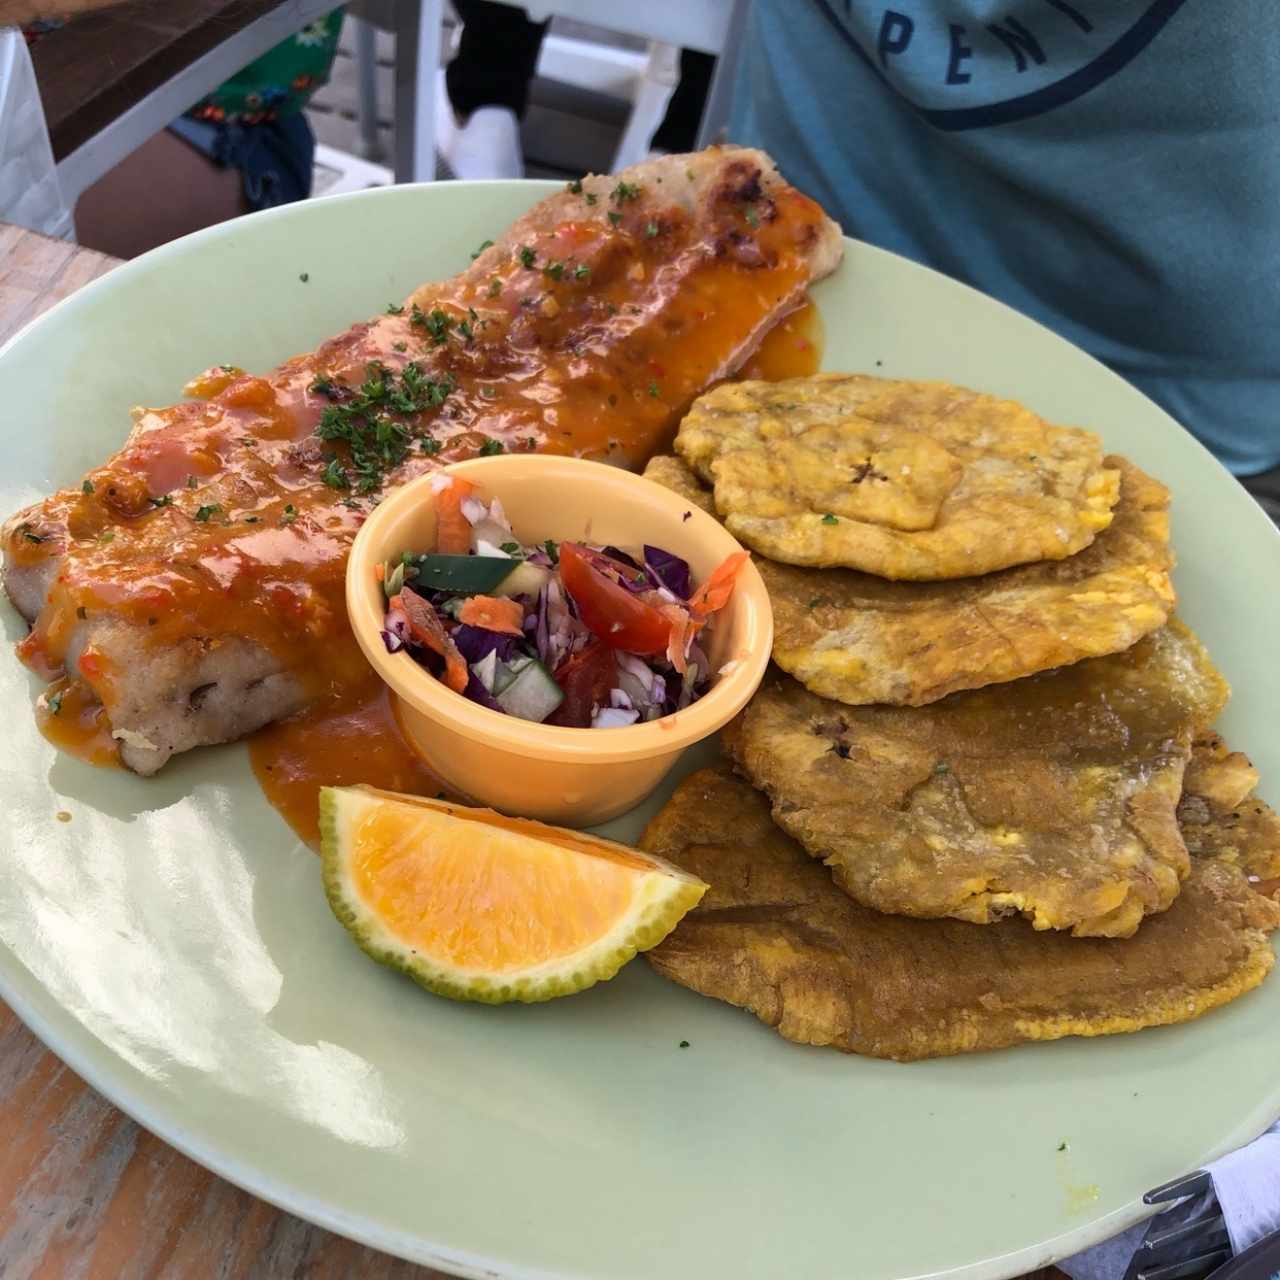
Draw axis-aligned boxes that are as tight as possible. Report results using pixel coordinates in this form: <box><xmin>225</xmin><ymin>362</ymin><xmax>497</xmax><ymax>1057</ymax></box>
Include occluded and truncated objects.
<box><xmin>2</xmin><ymin>182</ymin><xmax>1278</xmax><ymax>1280</ymax></box>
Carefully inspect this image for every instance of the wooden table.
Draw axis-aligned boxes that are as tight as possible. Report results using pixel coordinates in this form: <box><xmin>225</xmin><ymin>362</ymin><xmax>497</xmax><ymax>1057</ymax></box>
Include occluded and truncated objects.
<box><xmin>0</xmin><ymin>225</ymin><xmax>1066</xmax><ymax>1280</ymax></box>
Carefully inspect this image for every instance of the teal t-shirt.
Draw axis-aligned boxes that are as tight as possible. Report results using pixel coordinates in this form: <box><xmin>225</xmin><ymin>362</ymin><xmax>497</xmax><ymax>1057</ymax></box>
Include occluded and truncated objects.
<box><xmin>731</xmin><ymin>1</ymin><xmax>1280</xmax><ymax>475</ymax></box>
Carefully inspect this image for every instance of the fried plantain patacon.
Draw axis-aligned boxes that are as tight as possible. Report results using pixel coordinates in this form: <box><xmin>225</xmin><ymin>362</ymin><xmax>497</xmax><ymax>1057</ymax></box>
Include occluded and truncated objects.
<box><xmin>723</xmin><ymin>622</ymin><xmax>1228</xmax><ymax>938</ymax></box>
<box><xmin>644</xmin><ymin>453</ymin><xmax>1173</xmax><ymax>707</ymax></box>
<box><xmin>642</xmin><ymin>758</ymin><xmax>1280</xmax><ymax>1061</ymax></box>
<box><xmin>674</xmin><ymin>375</ymin><xmax>1120</xmax><ymax>580</ymax></box>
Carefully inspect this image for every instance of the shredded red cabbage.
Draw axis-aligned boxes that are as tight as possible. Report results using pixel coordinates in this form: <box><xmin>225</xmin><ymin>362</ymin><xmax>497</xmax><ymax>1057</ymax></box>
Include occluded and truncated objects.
<box><xmin>643</xmin><ymin>544</ymin><xmax>691</xmax><ymax>598</ymax></box>
<box><xmin>462</xmin><ymin>671</ymin><xmax>504</xmax><ymax>711</ymax></box>
<box><xmin>452</xmin><ymin>623</ymin><xmax>522</xmax><ymax>664</ymax></box>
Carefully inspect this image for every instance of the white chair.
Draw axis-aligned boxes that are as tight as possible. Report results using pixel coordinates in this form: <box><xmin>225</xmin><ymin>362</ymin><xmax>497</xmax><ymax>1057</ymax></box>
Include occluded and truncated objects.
<box><xmin>351</xmin><ymin>0</ymin><xmax>747</xmax><ymax>183</ymax></box>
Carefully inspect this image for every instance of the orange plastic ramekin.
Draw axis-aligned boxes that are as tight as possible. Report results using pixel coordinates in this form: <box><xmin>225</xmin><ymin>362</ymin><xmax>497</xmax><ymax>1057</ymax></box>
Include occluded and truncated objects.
<box><xmin>346</xmin><ymin>455</ymin><xmax>772</xmax><ymax>827</ymax></box>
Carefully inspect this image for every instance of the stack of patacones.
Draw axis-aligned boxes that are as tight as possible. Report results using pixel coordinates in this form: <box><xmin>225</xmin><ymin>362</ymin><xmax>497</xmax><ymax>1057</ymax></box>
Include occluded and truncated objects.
<box><xmin>639</xmin><ymin>374</ymin><xmax>1280</xmax><ymax>1061</ymax></box>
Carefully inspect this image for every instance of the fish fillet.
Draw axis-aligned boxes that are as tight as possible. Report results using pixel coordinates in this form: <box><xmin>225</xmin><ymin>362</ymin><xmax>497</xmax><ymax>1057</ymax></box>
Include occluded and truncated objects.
<box><xmin>2</xmin><ymin>148</ymin><xmax>842</xmax><ymax>772</ymax></box>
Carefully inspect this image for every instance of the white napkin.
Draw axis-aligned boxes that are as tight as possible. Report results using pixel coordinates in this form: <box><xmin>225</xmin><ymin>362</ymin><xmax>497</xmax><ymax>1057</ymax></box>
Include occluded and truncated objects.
<box><xmin>1060</xmin><ymin>1121</ymin><xmax>1280</xmax><ymax>1280</ymax></box>
<box><xmin>0</xmin><ymin>29</ymin><xmax>74</xmax><ymax>239</ymax></box>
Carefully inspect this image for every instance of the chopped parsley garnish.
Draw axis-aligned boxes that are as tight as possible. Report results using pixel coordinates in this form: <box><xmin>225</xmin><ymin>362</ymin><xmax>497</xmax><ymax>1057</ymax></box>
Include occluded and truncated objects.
<box><xmin>543</xmin><ymin>260</ymin><xmax>564</xmax><ymax>282</ymax></box>
<box><xmin>644</xmin><ymin>221</ymin><xmax>659</xmax><ymax>238</ymax></box>
<box><xmin>543</xmin><ymin>539</ymin><xmax>560</xmax><ymax>564</ymax></box>
<box><xmin>934</xmin><ymin>761</ymin><xmax>950</xmax><ymax>775</ymax></box>
<box><xmin>47</xmin><ymin>689</ymin><xmax>64</xmax><ymax>716</ymax></box>
<box><xmin>392</xmin><ymin>341</ymin><xmax>407</xmax><ymax>352</ymax></box>
<box><xmin>488</xmin><ymin>278</ymin><xmax>503</xmax><ymax>298</ymax></box>
<box><xmin>458</xmin><ymin>320</ymin><xmax>474</xmax><ymax>341</ymax></box>
<box><xmin>281</xmin><ymin>504</ymin><xmax>298</xmax><ymax>525</ymax></box>
<box><xmin>679</xmin><ymin>1040</ymin><xmax>690</xmax><ymax>1049</ymax></box>
<box><xmin>648</xmin><ymin>381</ymin><xmax>661</xmax><ymax>398</ymax></box>
<box><xmin>98</xmin><ymin>531</ymin><xmax>114</xmax><ymax>543</ymax></box>
<box><xmin>299</xmin><ymin>272</ymin><xmax>309</xmax><ymax>283</ymax></box>
<box><xmin>321</xmin><ymin>456</ymin><xmax>349</xmax><ymax>489</ymax></box>
<box><xmin>478</xmin><ymin>437</ymin><xmax>505</xmax><ymax>456</ymax></box>
<box><xmin>187</xmin><ymin>475</ymin><xmax>199</xmax><ymax>488</ymax></box>
<box><xmin>745</xmin><ymin>206</ymin><xmax>760</xmax><ymax>229</ymax></box>
<box><xmin>149</xmin><ymin>494</ymin><xmax>173</xmax><ymax>508</ymax></box>
<box><xmin>607</xmin><ymin>211</ymin><xmax>622</xmax><ymax>227</ymax></box>
<box><xmin>685</xmin><ymin>168</ymin><xmax>695</xmax><ymax>181</ymax></box>
<box><xmin>81</xmin><ymin>479</ymin><xmax>94</xmax><ymax>495</ymax></box>
<box><xmin>585</xmin><ymin>192</ymin><xmax>598</xmax><ymax>206</ymax></box>
<box><xmin>499</xmin><ymin>541</ymin><xmax>521</xmax><ymax>555</ymax></box>
<box><xmin>809</xmin><ymin>597</ymin><xmax>824</xmax><ymax>609</ymax></box>
<box><xmin>309</xmin><ymin>375</ymin><xmax>336</xmax><ymax>396</ymax></box>
<box><xmin>411</xmin><ymin>305</ymin><xmax>454</xmax><ymax>344</ymax></box>
<box><xmin>574</xmin><ymin>264</ymin><xmax>591</xmax><ymax>281</ymax></box>
<box><xmin>821</xmin><ymin>513</ymin><xmax>838</xmax><ymax>525</ymax></box>
<box><xmin>421</xmin><ymin>437</ymin><xmax>442</xmax><ymax>455</ymax></box>
<box><xmin>523</xmin><ymin>436</ymin><xmax>537</xmax><ymax>449</ymax></box>
<box><xmin>313</xmin><ymin>361</ymin><xmax>455</xmax><ymax>492</ymax></box>
<box><xmin>567</xmin><ymin>179</ymin><xmax>583</xmax><ymax>194</ymax></box>
<box><xmin>219</xmin><ymin>364</ymin><xmax>239</xmax><ymax>374</ymax></box>
<box><xmin>519</xmin><ymin>246</ymin><xmax>537</xmax><ymax>269</ymax></box>
<box><xmin>386</xmin><ymin>303</ymin><xmax>405</xmax><ymax>315</ymax></box>
<box><xmin>480</xmin><ymin>386</ymin><xmax>497</xmax><ymax>399</ymax></box>
<box><xmin>471</xmin><ymin>239</ymin><xmax>494</xmax><ymax>259</ymax></box>
<box><xmin>194</xmin><ymin>504</ymin><xmax>222</xmax><ymax>523</ymax></box>
<box><xmin>611</xmin><ymin>180</ymin><xmax>641</xmax><ymax>204</ymax></box>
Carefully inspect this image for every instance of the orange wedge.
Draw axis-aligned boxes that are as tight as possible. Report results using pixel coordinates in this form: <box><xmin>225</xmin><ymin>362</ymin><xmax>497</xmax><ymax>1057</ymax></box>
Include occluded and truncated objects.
<box><xmin>319</xmin><ymin>785</ymin><xmax>707</xmax><ymax>1003</ymax></box>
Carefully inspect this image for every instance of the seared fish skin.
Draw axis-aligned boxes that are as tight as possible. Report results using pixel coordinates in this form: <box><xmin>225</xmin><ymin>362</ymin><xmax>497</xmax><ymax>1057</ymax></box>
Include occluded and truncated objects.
<box><xmin>723</xmin><ymin>622</ymin><xmax>1229</xmax><ymax>938</ymax></box>
<box><xmin>3</xmin><ymin>148</ymin><xmax>843</xmax><ymax>773</ymax></box>
<box><xmin>643</xmin><ymin>762</ymin><xmax>1280</xmax><ymax>1061</ymax></box>
<box><xmin>643</xmin><ymin>452</ymin><xmax>1175</xmax><ymax>706</ymax></box>
<box><xmin>675</xmin><ymin>374</ymin><xmax>1120</xmax><ymax>579</ymax></box>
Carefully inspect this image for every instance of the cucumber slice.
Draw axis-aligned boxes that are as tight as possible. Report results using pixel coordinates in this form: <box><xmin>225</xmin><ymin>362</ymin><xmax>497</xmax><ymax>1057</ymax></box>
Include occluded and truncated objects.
<box><xmin>494</xmin><ymin>561</ymin><xmax>552</xmax><ymax>599</ymax></box>
<box><xmin>413</xmin><ymin>554</ymin><xmax>514</xmax><ymax>594</ymax></box>
<box><xmin>492</xmin><ymin>657</ymin><xmax>524</xmax><ymax>696</ymax></box>
<box><xmin>495</xmin><ymin>658</ymin><xmax>564</xmax><ymax>723</ymax></box>
<box><xmin>470</xmin><ymin>650</ymin><xmax>499</xmax><ymax>692</ymax></box>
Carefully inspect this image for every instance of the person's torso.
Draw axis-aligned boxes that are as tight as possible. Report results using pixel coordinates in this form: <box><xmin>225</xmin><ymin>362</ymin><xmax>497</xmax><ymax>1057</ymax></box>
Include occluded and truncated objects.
<box><xmin>731</xmin><ymin>1</ymin><xmax>1280</xmax><ymax>473</ymax></box>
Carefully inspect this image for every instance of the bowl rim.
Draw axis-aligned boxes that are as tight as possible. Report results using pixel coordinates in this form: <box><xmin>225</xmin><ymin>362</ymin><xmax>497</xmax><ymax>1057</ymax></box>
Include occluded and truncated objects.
<box><xmin>346</xmin><ymin>455</ymin><xmax>773</xmax><ymax>764</ymax></box>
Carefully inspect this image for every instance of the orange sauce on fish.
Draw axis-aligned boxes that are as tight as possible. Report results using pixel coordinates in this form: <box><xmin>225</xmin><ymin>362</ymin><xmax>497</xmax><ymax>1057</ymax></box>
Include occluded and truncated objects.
<box><xmin>249</xmin><ymin>676</ymin><xmax>445</xmax><ymax>848</ymax></box>
<box><xmin>35</xmin><ymin>677</ymin><xmax>120</xmax><ymax>767</ymax></box>
<box><xmin>738</xmin><ymin>298</ymin><xmax>823</xmax><ymax>381</ymax></box>
<box><xmin>247</xmin><ymin>301</ymin><xmax>825</xmax><ymax>847</ymax></box>
<box><xmin>9</xmin><ymin>167</ymin><xmax>832</xmax><ymax>838</ymax></box>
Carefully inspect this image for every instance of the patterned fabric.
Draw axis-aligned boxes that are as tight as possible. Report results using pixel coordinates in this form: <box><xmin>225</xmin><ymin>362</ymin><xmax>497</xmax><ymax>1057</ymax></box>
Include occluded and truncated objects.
<box><xmin>188</xmin><ymin>9</ymin><xmax>345</xmax><ymax>124</ymax></box>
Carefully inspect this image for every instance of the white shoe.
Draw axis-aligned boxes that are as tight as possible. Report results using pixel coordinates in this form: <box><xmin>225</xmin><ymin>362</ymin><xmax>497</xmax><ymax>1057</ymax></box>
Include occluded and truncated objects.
<box><xmin>446</xmin><ymin>107</ymin><xmax>524</xmax><ymax>180</ymax></box>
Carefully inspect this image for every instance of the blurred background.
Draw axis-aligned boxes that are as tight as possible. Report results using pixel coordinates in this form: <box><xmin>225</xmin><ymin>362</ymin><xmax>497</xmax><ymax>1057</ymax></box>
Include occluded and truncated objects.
<box><xmin>2</xmin><ymin>0</ymin><xmax>737</xmax><ymax>259</ymax></box>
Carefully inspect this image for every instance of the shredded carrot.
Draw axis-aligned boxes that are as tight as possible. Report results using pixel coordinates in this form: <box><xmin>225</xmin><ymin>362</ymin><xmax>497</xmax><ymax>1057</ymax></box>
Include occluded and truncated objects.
<box><xmin>398</xmin><ymin>589</ymin><xmax>470</xmax><ymax>693</ymax></box>
<box><xmin>458</xmin><ymin>595</ymin><xmax>525</xmax><ymax>635</ymax></box>
<box><xmin>661</xmin><ymin>603</ymin><xmax>693</xmax><ymax>674</ymax></box>
<box><xmin>688</xmin><ymin>550</ymin><xmax>749</xmax><ymax>620</ymax></box>
<box><xmin>434</xmin><ymin>476</ymin><xmax>476</xmax><ymax>555</ymax></box>
<box><xmin>374</xmin><ymin>562</ymin><xmax>386</xmax><ymax>582</ymax></box>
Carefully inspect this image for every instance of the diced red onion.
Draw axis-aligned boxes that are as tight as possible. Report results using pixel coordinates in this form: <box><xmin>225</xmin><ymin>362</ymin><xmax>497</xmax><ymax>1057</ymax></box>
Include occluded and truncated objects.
<box><xmin>460</xmin><ymin>496</ymin><xmax>489</xmax><ymax>525</ymax></box>
<box><xmin>592</xmin><ymin>706</ymin><xmax>640</xmax><ymax>729</ymax></box>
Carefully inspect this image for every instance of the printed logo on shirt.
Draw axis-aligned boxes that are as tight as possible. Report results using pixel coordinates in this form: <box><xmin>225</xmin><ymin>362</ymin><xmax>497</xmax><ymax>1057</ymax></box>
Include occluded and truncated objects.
<box><xmin>815</xmin><ymin>0</ymin><xmax>1189</xmax><ymax>130</ymax></box>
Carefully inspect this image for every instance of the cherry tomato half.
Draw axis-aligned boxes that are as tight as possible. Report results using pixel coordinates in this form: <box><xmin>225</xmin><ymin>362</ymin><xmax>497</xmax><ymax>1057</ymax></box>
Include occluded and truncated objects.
<box><xmin>545</xmin><ymin>641</ymin><xmax>616</xmax><ymax>728</ymax></box>
<box><xmin>558</xmin><ymin>542</ymin><xmax>672</xmax><ymax>654</ymax></box>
